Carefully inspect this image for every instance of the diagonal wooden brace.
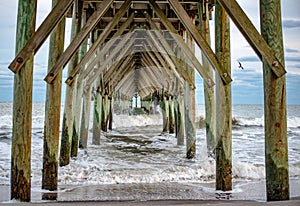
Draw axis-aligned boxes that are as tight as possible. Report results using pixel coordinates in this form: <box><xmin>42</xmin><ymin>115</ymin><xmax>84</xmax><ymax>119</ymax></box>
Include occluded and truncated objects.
<box><xmin>8</xmin><ymin>0</ymin><xmax>75</xmax><ymax>73</ymax></box>
<box><xmin>44</xmin><ymin>0</ymin><xmax>114</xmax><ymax>84</ymax></box>
<box><xmin>217</xmin><ymin>0</ymin><xmax>286</xmax><ymax>77</ymax></box>
<box><xmin>168</xmin><ymin>0</ymin><xmax>232</xmax><ymax>85</ymax></box>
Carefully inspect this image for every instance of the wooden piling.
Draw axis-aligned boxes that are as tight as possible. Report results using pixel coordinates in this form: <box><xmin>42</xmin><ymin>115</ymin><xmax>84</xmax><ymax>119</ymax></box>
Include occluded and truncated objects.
<box><xmin>161</xmin><ymin>93</ymin><xmax>169</xmax><ymax>133</ymax></box>
<box><xmin>175</xmin><ymin>94</ymin><xmax>185</xmax><ymax>145</ymax></box>
<box><xmin>71</xmin><ymin>13</ymin><xmax>87</xmax><ymax>158</ymax></box>
<box><xmin>42</xmin><ymin>0</ymin><xmax>65</xmax><ymax>191</ymax></box>
<box><xmin>260</xmin><ymin>0</ymin><xmax>289</xmax><ymax>201</ymax></box>
<box><xmin>215</xmin><ymin>2</ymin><xmax>232</xmax><ymax>191</ymax></box>
<box><xmin>60</xmin><ymin>3</ymin><xmax>82</xmax><ymax>166</ymax></box>
<box><xmin>92</xmin><ymin>80</ymin><xmax>102</xmax><ymax>145</ymax></box>
<box><xmin>108</xmin><ymin>97</ymin><xmax>113</xmax><ymax>130</ymax></box>
<box><xmin>10</xmin><ymin>0</ymin><xmax>36</xmax><ymax>201</ymax></box>
<box><xmin>101</xmin><ymin>94</ymin><xmax>109</xmax><ymax>132</ymax></box>
<box><xmin>169</xmin><ymin>96</ymin><xmax>175</xmax><ymax>134</ymax></box>
<box><xmin>79</xmin><ymin>86</ymin><xmax>92</xmax><ymax>149</ymax></box>
<box><xmin>199</xmin><ymin>1</ymin><xmax>216</xmax><ymax>155</ymax></box>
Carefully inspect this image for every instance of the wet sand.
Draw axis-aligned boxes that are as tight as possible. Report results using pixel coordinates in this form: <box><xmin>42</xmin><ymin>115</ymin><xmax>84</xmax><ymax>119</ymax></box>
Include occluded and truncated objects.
<box><xmin>1</xmin><ymin>180</ymin><xmax>300</xmax><ymax>205</ymax></box>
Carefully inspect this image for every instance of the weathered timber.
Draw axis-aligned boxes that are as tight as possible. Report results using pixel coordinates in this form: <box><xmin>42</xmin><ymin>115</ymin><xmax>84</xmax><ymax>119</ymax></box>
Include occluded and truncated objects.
<box><xmin>169</xmin><ymin>96</ymin><xmax>175</xmax><ymax>134</ymax></box>
<box><xmin>79</xmin><ymin>86</ymin><xmax>92</xmax><ymax>149</ymax></box>
<box><xmin>92</xmin><ymin>79</ymin><xmax>102</xmax><ymax>145</ymax></box>
<box><xmin>149</xmin><ymin>0</ymin><xmax>214</xmax><ymax>88</ymax></box>
<box><xmin>44</xmin><ymin>0</ymin><xmax>114</xmax><ymax>83</ymax></box>
<box><xmin>108</xmin><ymin>97</ymin><xmax>113</xmax><ymax>130</ymax></box>
<box><xmin>199</xmin><ymin>1</ymin><xmax>216</xmax><ymax>155</ymax></box>
<box><xmin>72</xmin><ymin>0</ymin><xmax>133</xmax><ymax>84</ymax></box>
<box><xmin>8</xmin><ymin>0</ymin><xmax>74</xmax><ymax>73</ymax></box>
<box><xmin>101</xmin><ymin>94</ymin><xmax>110</xmax><ymax>132</ymax></box>
<box><xmin>144</xmin><ymin>13</ymin><xmax>195</xmax><ymax>89</ymax></box>
<box><xmin>84</xmin><ymin>33</ymin><xmax>135</xmax><ymax>87</ymax></box>
<box><xmin>161</xmin><ymin>93</ymin><xmax>169</xmax><ymax>133</ymax></box>
<box><xmin>217</xmin><ymin>0</ymin><xmax>286</xmax><ymax>78</ymax></box>
<box><xmin>215</xmin><ymin>2</ymin><xmax>232</xmax><ymax>191</ymax></box>
<box><xmin>168</xmin><ymin>0</ymin><xmax>232</xmax><ymax>85</ymax></box>
<box><xmin>260</xmin><ymin>0</ymin><xmax>289</xmax><ymax>201</ymax></box>
<box><xmin>10</xmin><ymin>0</ymin><xmax>36</xmax><ymax>202</ymax></box>
<box><xmin>42</xmin><ymin>0</ymin><xmax>65</xmax><ymax>191</ymax></box>
<box><xmin>175</xmin><ymin>94</ymin><xmax>185</xmax><ymax>145</ymax></box>
<box><xmin>71</xmin><ymin>16</ymin><xmax>88</xmax><ymax>157</ymax></box>
<box><xmin>60</xmin><ymin>4</ymin><xmax>82</xmax><ymax>166</ymax></box>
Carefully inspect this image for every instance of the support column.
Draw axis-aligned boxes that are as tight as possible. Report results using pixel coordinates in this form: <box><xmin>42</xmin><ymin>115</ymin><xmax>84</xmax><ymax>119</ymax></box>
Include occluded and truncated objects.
<box><xmin>175</xmin><ymin>94</ymin><xmax>185</xmax><ymax>145</ymax></box>
<box><xmin>199</xmin><ymin>1</ymin><xmax>216</xmax><ymax>156</ymax></box>
<box><xmin>42</xmin><ymin>0</ymin><xmax>65</xmax><ymax>191</ymax></box>
<box><xmin>260</xmin><ymin>0</ymin><xmax>289</xmax><ymax>201</ymax></box>
<box><xmin>161</xmin><ymin>93</ymin><xmax>169</xmax><ymax>133</ymax></box>
<box><xmin>101</xmin><ymin>93</ymin><xmax>109</xmax><ymax>132</ymax></box>
<box><xmin>72</xmin><ymin>11</ymin><xmax>87</xmax><ymax>158</ymax></box>
<box><xmin>169</xmin><ymin>96</ymin><xmax>175</xmax><ymax>134</ymax></box>
<box><xmin>108</xmin><ymin>96</ymin><xmax>113</xmax><ymax>130</ymax></box>
<box><xmin>215</xmin><ymin>2</ymin><xmax>232</xmax><ymax>191</ymax></box>
<box><xmin>79</xmin><ymin>86</ymin><xmax>92</xmax><ymax>149</ymax></box>
<box><xmin>92</xmin><ymin>81</ymin><xmax>102</xmax><ymax>145</ymax></box>
<box><xmin>183</xmin><ymin>29</ymin><xmax>196</xmax><ymax>159</ymax></box>
<box><xmin>11</xmin><ymin>0</ymin><xmax>36</xmax><ymax>201</ymax></box>
<box><xmin>60</xmin><ymin>3</ymin><xmax>82</xmax><ymax>166</ymax></box>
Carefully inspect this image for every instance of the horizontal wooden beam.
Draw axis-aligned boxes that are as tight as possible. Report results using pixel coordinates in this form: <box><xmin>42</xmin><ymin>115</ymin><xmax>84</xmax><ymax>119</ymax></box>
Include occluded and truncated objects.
<box><xmin>149</xmin><ymin>0</ymin><xmax>214</xmax><ymax>88</ymax></box>
<box><xmin>217</xmin><ymin>0</ymin><xmax>286</xmax><ymax>77</ymax></box>
<box><xmin>168</xmin><ymin>0</ymin><xmax>232</xmax><ymax>85</ymax></box>
<box><xmin>44</xmin><ymin>0</ymin><xmax>114</xmax><ymax>83</ymax></box>
<box><xmin>8</xmin><ymin>0</ymin><xmax>75</xmax><ymax>73</ymax></box>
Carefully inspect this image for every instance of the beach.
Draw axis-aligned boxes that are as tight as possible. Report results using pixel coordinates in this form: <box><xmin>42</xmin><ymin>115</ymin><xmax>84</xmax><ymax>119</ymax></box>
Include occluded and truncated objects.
<box><xmin>0</xmin><ymin>103</ymin><xmax>300</xmax><ymax>203</ymax></box>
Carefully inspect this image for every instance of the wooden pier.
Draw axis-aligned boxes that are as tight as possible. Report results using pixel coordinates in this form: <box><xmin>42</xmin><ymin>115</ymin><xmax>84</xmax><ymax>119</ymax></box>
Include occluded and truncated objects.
<box><xmin>9</xmin><ymin>0</ymin><xmax>289</xmax><ymax>202</ymax></box>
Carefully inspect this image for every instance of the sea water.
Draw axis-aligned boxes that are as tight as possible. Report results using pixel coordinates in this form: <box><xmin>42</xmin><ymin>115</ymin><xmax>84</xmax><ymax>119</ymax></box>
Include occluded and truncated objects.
<box><xmin>0</xmin><ymin>102</ymin><xmax>299</xmax><ymax>201</ymax></box>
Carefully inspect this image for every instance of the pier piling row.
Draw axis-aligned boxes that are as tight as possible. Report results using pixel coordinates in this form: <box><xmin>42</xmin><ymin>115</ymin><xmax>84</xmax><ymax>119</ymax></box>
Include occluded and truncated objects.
<box><xmin>9</xmin><ymin>0</ymin><xmax>289</xmax><ymax>202</ymax></box>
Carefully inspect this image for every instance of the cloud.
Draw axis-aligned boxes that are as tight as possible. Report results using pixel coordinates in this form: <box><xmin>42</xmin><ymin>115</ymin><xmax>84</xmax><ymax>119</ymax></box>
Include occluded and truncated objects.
<box><xmin>282</xmin><ymin>19</ymin><xmax>300</xmax><ymax>29</ymax></box>
<box><xmin>285</xmin><ymin>47</ymin><xmax>300</xmax><ymax>53</ymax></box>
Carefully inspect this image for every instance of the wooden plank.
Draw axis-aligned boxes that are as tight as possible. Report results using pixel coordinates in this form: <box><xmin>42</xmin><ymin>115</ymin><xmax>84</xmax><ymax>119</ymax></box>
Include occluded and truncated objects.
<box><xmin>149</xmin><ymin>0</ymin><xmax>214</xmax><ymax>88</ymax></box>
<box><xmin>168</xmin><ymin>0</ymin><xmax>232</xmax><ymax>85</ymax></box>
<box><xmin>44</xmin><ymin>0</ymin><xmax>114</xmax><ymax>83</ymax></box>
<box><xmin>215</xmin><ymin>2</ymin><xmax>232</xmax><ymax>191</ymax></box>
<box><xmin>260</xmin><ymin>0</ymin><xmax>289</xmax><ymax>201</ymax></box>
<box><xmin>8</xmin><ymin>0</ymin><xmax>74</xmax><ymax>73</ymax></box>
<box><xmin>66</xmin><ymin>2</ymin><xmax>134</xmax><ymax>85</ymax></box>
<box><xmin>42</xmin><ymin>0</ymin><xmax>65</xmax><ymax>192</ymax></box>
<box><xmin>217</xmin><ymin>0</ymin><xmax>286</xmax><ymax>78</ymax></box>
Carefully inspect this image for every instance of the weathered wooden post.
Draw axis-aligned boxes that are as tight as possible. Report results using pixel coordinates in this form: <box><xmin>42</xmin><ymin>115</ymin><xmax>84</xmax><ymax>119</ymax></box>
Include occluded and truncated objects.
<box><xmin>183</xmin><ymin>30</ymin><xmax>196</xmax><ymax>159</ymax></box>
<box><xmin>101</xmin><ymin>93</ymin><xmax>109</xmax><ymax>132</ymax></box>
<box><xmin>92</xmin><ymin>79</ymin><xmax>102</xmax><ymax>145</ymax></box>
<box><xmin>79</xmin><ymin>85</ymin><xmax>92</xmax><ymax>149</ymax></box>
<box><xmin>60</xmin><ymin>3</ymin><xmax>82</xmax><ymax>166</ymax></box>
<box><xmin>42</xmin><ymin>0</ymin><xmax>65</xmax><ymax>191</ymax></box>
<box><xmin>215</xmin><ymin>2</ymin><xmax>232</xmax><ymax>191</ymax></box>
<box><xmin>169</xmin><ymin>96</ymin><xmax>175</xmax><ymax>134</ymax></box>
<box><xmin>108</xmin><ymin>96</ymin><xmax>113</xmax><ymax>130</ymax></box>
<box><xmin>175</xmin><ymin>93</ymin><xmax>185</xmax><ymax>145</ymax></box>
<box><xmin>260</xmin><ymin>0</ymin><xmax>289</xmax><ymax>201</ymax></box>
<box><xmin>161</xmin><ymin>92</ymin><xmax>169</xmax><ymax>133</ymax></box>
<box><xmin>11</xmin><ymin>0</ymin><xmax>36</xmax><ymax>201</ymax></box>
<box><xmin>199</xmin><ymin>0</ymin><xmax>216</xmax><ymax>155</ymax></box>
<box><xmin>72</xmin><ymin>12</ymin><xmax>87</xmax><ymax>157</ymax></box>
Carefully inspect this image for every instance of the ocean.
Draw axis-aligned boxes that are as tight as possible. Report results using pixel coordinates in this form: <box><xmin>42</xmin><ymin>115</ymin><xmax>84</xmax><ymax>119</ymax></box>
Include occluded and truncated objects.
<box><xmin>0</xmin><ymin>102</ymin><xmax>299</xmax><ymax>202</ymax></box>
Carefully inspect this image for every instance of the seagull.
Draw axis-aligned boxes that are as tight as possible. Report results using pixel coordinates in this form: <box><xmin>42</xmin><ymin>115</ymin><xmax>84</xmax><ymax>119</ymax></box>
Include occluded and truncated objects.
<box><xmin>238</xmin><ymin>61</ymin><xmax>244</xmax><ymax>70</ymax></box>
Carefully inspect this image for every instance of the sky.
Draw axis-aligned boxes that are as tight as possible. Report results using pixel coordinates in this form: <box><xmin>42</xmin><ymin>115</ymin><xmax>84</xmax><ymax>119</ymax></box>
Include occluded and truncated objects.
<box><xmin>0</xmin><ymin>0</ymin><xmax>300</xmax><ymax>105</ymax></box>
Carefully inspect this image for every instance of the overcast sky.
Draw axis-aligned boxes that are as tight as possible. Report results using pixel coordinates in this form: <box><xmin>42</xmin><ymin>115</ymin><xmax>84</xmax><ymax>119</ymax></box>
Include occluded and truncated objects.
<box><xmin>0</xmin><ymin>0</ymin><xmax>299</xmax><ymax>104</ymax></box>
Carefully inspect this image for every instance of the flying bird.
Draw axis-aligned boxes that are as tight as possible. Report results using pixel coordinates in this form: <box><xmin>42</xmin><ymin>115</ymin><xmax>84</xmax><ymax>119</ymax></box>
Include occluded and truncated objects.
<box><xmin>238</xmin><ymin>61</ymin><xmax>244</xmax><ymax>70</ymax></box>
